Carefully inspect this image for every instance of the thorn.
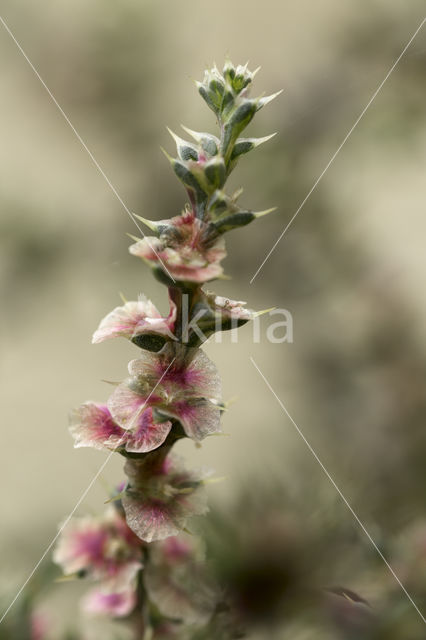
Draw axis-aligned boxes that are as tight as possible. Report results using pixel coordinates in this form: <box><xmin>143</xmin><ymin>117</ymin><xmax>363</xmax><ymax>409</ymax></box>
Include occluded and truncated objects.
<box><xmin>232</xmin><ymin>187</ymin><xmax>244</xmax><ymax>201</ymax></box>
<box><xmin>258</xmin><ymin>89</ymin><xmax>283</xmax><ymax>109</ymax></box>
<box><xmin>253</xmin><ymin>307</ymin><xmax>275</xmax><ymax>318</ymax></box>
<box><xmin>55</xmin><ymin>574</ymin><xmax>80</xmax><ymax>583</ymax></box>
<box><xmin>160</xmin><ymin>146</ymin><xmax>174</xmax><ymax>163</ymax></box>
<box><xmin>254</xmin><ymin>207</ymin><xmax>277</xmax><ymax>218</ymax></box>
<box><xmin>254</xmin><ymin>132</ymin><xmax>277</xmax><ymax>145</ymax></box>
<box><xmin>224</xmin><ymin>395</ymin><xmax>239</xmax><ymax>408</ymax></box>
<box><xmin>166</xmin><ymin>126</ymin><xmax>185</xmax><ymax>147</ymax></box>
<box><xmin>208</xmin><ymin>431</ymin><xmax>231</xmax><ymax>437</ymax></box>
<box><xmin>181</xmin><ymin>125</ymin><xmax>202</xmax><ymax>143</ymax></box>
<box><xmin>126</xmin><ymin>232</ymin><xmax>143</xmax><ymax>242</ymax></box>
<box><xmin>104</xmin><ymin>491</ymin><xmax>126</xmax><ymax>504</ymax></box>
<box><xmin>203</xmin><ymin>476</ymin><xmax>227</xmax><ymax>485</ymax></box>
<box><xmin>132</xmin><ymin>213</ymin><xmax>159</xmax><ymax>232</ymax></box>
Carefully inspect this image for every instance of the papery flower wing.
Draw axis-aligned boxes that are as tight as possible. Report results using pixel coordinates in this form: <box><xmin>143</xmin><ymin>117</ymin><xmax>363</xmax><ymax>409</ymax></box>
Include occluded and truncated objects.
<box><xmin>108</xmin><ymin>383</ymin><xmax>152</xmax><ymax>431</ymax></box>
<box><xmin>92</xmin><ymin>299</ymin><xmax>161</xmax><ymax>344</ymax></box>
<box><xmin>161</xmin><ymin>253</ymin><xmax>224</xmax><ymax>283</ymax></box>
<box><xmin>133</xmin><ymin>296</ymin><xmax>178</xmax><ymax>340</ymax></box>
<box><xmin>214</xmin><ymin>295</ymin><xmax>254</xmax><ymax>321</ymax></box>
<box><xmin>69</xmin><ymin>403</ymin><xmax>126</xmax><ymax>451</ymax></box>
<box><xmin>129</xmin><ymin>236</ymin><xmax>162</xmax><ymax>261</ymax></box>
<box><xmin>127</xmin><ymin>348</ymin><xmax>164</xmax><ymax>382</ymax></box>
<box><xmin>144</xmin><ymin>542</ymin><xmax>217</xmax><ymax>625</ymax></box>
<box><xmin>122</xmin><ymin>456</ymin><xmax>209</xmax><ymax>543</ymax></box>
<box><xmin>53</xmin><ymin>517</ymin><xmax>107</xmax><ymax>576</ymax></box>
<box><xmin>101</xmin><ymin>559</ymin><xmax>142</xmax><ymax>592</ymax></box>
<box><xmin>129</xmin><ymin>235</ymin><xmax>226</xmax><ymax>284</ymax></box>
<box><xmin>128</xmin><ymin>347</ymin><xmax>221</xmax><ymax>400</ymax></box>
<box><xmin>82</xmin><ymin>585</ymin><xmax>137</xmax><ymax>618</ymax></box>
<box><xmin>53</xmin><ymin>507</ymin><xmax>143</xmax><ymax>582</ymax></box>
<box><xmin>162</xmin><ymin>399</ymin><xmax>221</xmax><ymax>441</ymax></box>
<box><xmin>185</xmin><ymin>349</ymin><xmax>222</xmax><ymax>400</ymax></box>
<box><xmin>124</xmin><ymin>408</ymin><xmax>172</xmax><ymax>454</ymax></box>
<box><xmin>121</xmin><ymin>493</ymin><xmax>184</xmax><ymax>543</ymax></box>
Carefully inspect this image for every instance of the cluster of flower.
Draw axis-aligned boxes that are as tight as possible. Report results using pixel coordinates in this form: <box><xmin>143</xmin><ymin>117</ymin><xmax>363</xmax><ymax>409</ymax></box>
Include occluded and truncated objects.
<box><xmin>53</xmin><ymin>501</ymin><xmax>216</xmax><ymax>628</ymax></box>
<box><xmin>53</xmin><ymin>60</ymin><xmax>279</xmax><ymax>634</ymax></box>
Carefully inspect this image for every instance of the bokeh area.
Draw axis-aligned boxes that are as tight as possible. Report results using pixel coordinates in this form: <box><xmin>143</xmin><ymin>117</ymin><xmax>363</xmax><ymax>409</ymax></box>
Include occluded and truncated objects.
<box><xmin>1</xmin><ymin>0</ymin><xmax>426</xmax><ymax>637</ymax></box>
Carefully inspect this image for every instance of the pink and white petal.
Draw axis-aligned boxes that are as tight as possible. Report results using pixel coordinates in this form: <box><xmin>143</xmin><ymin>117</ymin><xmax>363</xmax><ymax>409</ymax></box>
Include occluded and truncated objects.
<box><xmin>166</xmin><ymin>261</ymin><xmax>224</xmax><ymax>283</ymax></box>
<box><xmin>83</xmin><ymin>585</ymin><xmax>137</xmax><ymax>618</ymax></box>
<box><xmin>69</xmin><ymin>403</ymin><xmax>126</xmax><ymax>451</ymax></box>
<box><xmin>144</xmin><ymin>552</ymin><xmax>216</xmax><ymax>625</ymax></box>
<box><xmin>185</xmin><ymin>349</ymin><xmax>222</xmax><ymax>400</ymax></box>
<box><xmin>214</xmin><ymin>296</ymin><xmax>253</xmax><ymax>321</ymax></box>
<box><xmin>108</xmin><ymin>384</ymin><xmax>153</xmax><ymax>431</ymax></box>
<box><xmin>122</xmin><ymin>456</ymin><xmax>208</xmax><ymax>542</ymax></box>
<box><xmin>30</xmin><ymin>613</ymin><xmax>49</xmax><ymax>640</ymax></box>
<box><xmin>129</xmin><ymin>237</ymin><xmax>163</xmax><ymax>262</ymax></box>
<box><xmin>122</xmin><ymin>494</ymin><xmax>183</xmax><ymax>543</ymax></box>
<box><xmin>53</xmin><ymin>518</ymin><xmax>107</xmax><ymax>576</ymax></box>
<box><xmin>127</xmin><ymin>350</ymin><xmax>163</xmax><ymax>381</ymax></box>
<box><xmin>136</xmin><ymin>317</ymin><xmax>176</xmax><ymax>340</ymax></box>
<box><xmin>92</xmin><ymin>300</ymin><xmax>161</xmax><ymax>344</ymax></box>
<box><xmin>158</xmin><ymin>536</ymin><xmax>196</xmax><ymax>564</ymax></box>
<box><xmin>164</xmin><ymin>399</ymin><xmax>221</xmax><ymax>441</ymax></box>
<box><xmin>104</xmin><ymin>560</ymin><xmax>142</xmax><ymax>592</ymax></box>
<box><xmin>124</xmin><ymin>408</ymin><xmax>172</xmax><ymax>454</ymax></box>
<box><xmin>175</xmin><ymin>482</ymin><xmax>209</xmax><ymax>521</ymax></box>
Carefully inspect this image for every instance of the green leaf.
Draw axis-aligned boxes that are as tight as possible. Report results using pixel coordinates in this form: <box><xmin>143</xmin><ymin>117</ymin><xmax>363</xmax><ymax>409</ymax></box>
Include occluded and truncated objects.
<box><xmin>167</xmin><ymin>127</ymin><xmax>198</xmax><ymax>161</ymax></box>
<box><xmin>222</xmin><ymin>99</ymin><xmax>258</xmax><ymax>162</ymax></box>
<box><xmin>131</xmin><ymin>333</ymin><xmax>168</xmax><ymax>352</ymax></box>
<box><xmin>204</xmin><ymin>157</ymin><xmax>226</xmax><ymax>190</ymax></box>
<box><xmin>161</xmin><ymin>147</ymin><xmax>208</xmax><ymax>205</ymax></box>
<box><xmin>213</xmin><ymin>211</ymin><xmax>255</xmax><ymax>234</ymax></box>
<box><xmin>181</xmin><ymin>126</ymin><xmax>219</xmax><ymax>157</ymax></box>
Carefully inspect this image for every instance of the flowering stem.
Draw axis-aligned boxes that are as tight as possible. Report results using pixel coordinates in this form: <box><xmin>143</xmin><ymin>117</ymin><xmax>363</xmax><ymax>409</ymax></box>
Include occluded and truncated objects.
<box><xmin>54</xmin><ymin>59</ymin><xmax>279</xmax><ymax>637</ymax></box>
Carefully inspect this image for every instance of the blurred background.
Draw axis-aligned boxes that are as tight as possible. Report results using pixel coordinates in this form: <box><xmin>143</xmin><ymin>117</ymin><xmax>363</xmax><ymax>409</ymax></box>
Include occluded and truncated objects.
<box><xmin>1</xmin><ymin>0</ymin><xmax>425</xmax><ymax>637</ymax></box>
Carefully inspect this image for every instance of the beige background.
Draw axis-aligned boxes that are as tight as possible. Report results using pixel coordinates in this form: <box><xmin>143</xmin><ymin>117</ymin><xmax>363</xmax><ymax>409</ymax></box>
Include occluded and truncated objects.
<box><xmin>1</xmin><ymin>0</ymin><xmax>425</xmax><ymax>633</ymax></box>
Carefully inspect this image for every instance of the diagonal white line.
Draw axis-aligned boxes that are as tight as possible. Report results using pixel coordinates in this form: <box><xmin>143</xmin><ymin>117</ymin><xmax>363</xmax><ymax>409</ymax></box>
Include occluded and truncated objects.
<box><xmin>0</xmin><ymin>356</ymin><xmax>176</xmax><ymax>624</ymax></box>
<box><xmin>250</xmin><ymin>355</ymin><xmax>426</xmax><ymax>625</ymax></box>
<box><xmin>249</xmin><ymin>17</ymin><xmax>426</xmax><ymax>284</ymax></box>
<box><xmin>0</xmin><ymin>14</ymin><xmax>176</xmax><ymax>283</ymax></box>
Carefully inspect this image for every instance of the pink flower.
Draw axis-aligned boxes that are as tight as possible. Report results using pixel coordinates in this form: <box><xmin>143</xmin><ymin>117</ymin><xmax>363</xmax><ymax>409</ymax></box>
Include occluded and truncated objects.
<box><xmin>53</xmin><ymin>506</ymin><xmax>142</xmax><ymax>587</ymax></box>
<box><xmin>108</xmin><ymin>346</ymin><xmax>222</xmax><ymax>442</ymax></box>
<box><xmin>82</xmin><ymin>583</ymin><xmax>137</xmax><ymax>618</ymax></box>
<box><xmin>69</xmin><ymin>402</ymin><xmax>173</xmax><ymax>454</ymax></box>
<box><xmin>129</xmin><ymin>212</ymin><xmax>226</xmax><ymax>283</ymax></box>
<box><xmin>122</xmin><ymin>453</ymin><xmax>209</xmax><ymax>543</ymax></box>
<box><xmin>92</xmin><ymin>295</ymin><xmax>177</xmax><ymax>349</ymax></box>
<box><xmin>144</xmin><ymin>534</ymin><xmax>217</xmax><ymax>624</ymax></box>
<box><xmin>211</xmin><ymin>294</ymin><xmax>254</xmax><ymax>323</ymax></box>
<box><xmin>31</xmin><ymin>613</ymin><xmax>49</xmax><ymax>640</ymax></box>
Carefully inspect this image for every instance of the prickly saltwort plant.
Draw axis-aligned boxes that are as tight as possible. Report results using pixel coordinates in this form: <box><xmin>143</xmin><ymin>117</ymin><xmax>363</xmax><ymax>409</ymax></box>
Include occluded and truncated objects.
<box><xmin>53</xmin><ymin>61</ymin><xmax>279</xmax><ymax>637</ymax></box>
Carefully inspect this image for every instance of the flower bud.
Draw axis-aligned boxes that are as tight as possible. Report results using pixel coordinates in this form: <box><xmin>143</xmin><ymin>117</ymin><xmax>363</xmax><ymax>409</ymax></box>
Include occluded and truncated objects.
<box><xmin>223</xmin><ymin>60</ymin><xmax>254</xmax><ymax>94</ymax></box>
<box><xmin>197</xmin><ymin>66</ymin><xmax>226</xmax><ymax>116</ymax></box>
